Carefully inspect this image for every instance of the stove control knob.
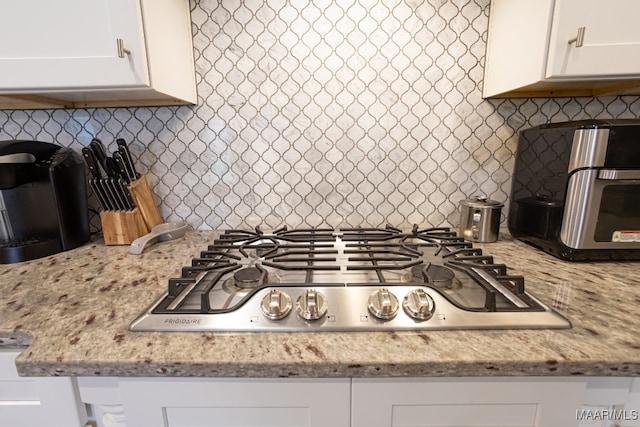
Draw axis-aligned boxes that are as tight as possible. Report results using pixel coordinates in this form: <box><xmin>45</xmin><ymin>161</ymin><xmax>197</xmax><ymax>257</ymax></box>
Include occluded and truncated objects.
<box><xmin>261</xmin><ymin>289</ymin><xmax>292</xmax><ymax>320</ymax></box>
<box><xmin>296</xmin><ymin>289</ymin><xmax>328</xmax><ymax>321</ymax></box>
<box><xmin>402</xmin><ymin>288</ymin><xmax>435</xmax><ymax>321</ymax></box>
<box><xmin>368</xmin><ymin>288</ymin><xmax>399</xmax><ymax>320</ymax></box>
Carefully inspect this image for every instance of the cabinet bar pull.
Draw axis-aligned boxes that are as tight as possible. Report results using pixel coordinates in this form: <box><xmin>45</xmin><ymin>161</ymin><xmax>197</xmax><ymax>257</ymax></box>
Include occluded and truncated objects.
<box><xmin>117</xmin><ymin>38</ymin><xmax>131</xmax><ymax>58</ymax></box>
<box><xmin>568</xmin><ymin>26</ymin><xmax>586</xmax><ymax>47</ymax></box>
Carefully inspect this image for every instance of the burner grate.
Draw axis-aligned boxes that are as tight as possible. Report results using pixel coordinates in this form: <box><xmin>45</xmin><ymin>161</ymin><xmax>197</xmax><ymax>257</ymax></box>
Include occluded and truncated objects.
<box><xmin>129</xmin><ymin>226</ymin><xmax>571</xmax><ymax>332</ymax></box>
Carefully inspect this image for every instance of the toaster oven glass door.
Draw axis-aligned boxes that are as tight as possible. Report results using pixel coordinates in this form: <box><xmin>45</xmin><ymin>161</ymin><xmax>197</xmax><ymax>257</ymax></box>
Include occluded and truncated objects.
<box><xmin>560</xmin><ymin>169</ymin><xmax>640</xmax><ymax>249</ymax></box>
<box><xmin>595</xmin><ymin>184</ymin><xmax>640</xmax><ymax>242</ymax></box>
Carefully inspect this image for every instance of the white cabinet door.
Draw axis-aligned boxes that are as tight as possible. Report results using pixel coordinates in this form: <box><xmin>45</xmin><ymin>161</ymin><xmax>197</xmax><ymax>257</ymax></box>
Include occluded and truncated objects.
<box><xmin>0</xmin><ymin>0</ymin><xmax>149</xmax><ymax>91</ymax></box>
<box><xmin>0</xmin><ymin>350</ymin><xmax>86</xmax><ymax>427</ymax></box>
<box><xmin>546</xmin><ymin>0</ymin><xmax>640</xmax><ymax>79</ymax></box>
<box><xmin>483</xmin><ymin>0</ymin><xmax>640</xmax><ymax>97</ymax></box>
<box><xmin>578</xmin><ymin>378</ymin><xmax>640</xmax><ymax>427</ymax></box>
<box><xmin>117</xmin><ymin>377</ymin><xmax>351</xmax><ymax>427</ymax></box>
<box><xmin>352</xmin><ymin>377</ymin><xmax>587</xmax><ymax>427</ymax></box>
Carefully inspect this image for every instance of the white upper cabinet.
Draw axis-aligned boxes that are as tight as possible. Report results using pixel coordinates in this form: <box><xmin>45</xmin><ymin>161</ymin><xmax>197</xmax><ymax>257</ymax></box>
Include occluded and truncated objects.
<box><xmin>547</xmin><ymin>0</ymin><xmax>640</xmax><ymax>79</ymax></box>
<box><xmin>483</xmin><ymin>0</ymin><xmax>640</xmax><ymax>98</ymax></box>
<box><xmin>0</xmin><ymin>0</ymin><xmax>148</xmax><ymax>90</ymax></box>
<box><xmin>0</xmin><ymin>0</ymin><xmax>196</xmax><ymax>109</ymax></box>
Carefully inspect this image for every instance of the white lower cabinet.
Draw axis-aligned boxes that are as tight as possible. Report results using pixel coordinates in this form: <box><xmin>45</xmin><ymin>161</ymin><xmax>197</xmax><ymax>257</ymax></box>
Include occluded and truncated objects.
<box><xmin>79</xmin><ymin>377</ymin><xmax>351</xmax><ymax>427</ymax></box>
<box><xmin>579</xmin><ymin>378</ymin><xmax>640</xmax><ymax>427</ymax></box>
<box><xmin>76</xmin><ymin>376</ymin><xmax>640</xmax><ymax>427</ymax></box>
<box><xmin>2</xmin><ymin>361</ymin><xmax>637</xmax><ymax>427</ymax></box>
<box><xmin>0</xmin><ymin>350</ymin><xmax>87</xmax><ymax>427</ymax></box>
<box><xmin>352</xmin><ymin>377</ymin><xmax>640</xmax><ymax>427</ymax></box>
<box><xmin>352</xmin><ymin>377</ymin><xmax>586</xmax><ymax>427</ymax></box>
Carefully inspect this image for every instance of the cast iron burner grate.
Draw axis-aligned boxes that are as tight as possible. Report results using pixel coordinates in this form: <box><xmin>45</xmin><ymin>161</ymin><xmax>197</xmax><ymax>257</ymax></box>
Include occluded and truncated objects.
<box><xmin>129</xmin><ymin>225</ymin><xmax>572</xmax><ymax>332</ymax></box>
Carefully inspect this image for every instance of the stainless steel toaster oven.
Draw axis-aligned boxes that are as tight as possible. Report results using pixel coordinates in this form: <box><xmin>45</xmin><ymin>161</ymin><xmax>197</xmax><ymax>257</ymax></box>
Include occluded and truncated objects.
<box><xmin>508</xmin><ymin>119</ymin><xmax>640</xmax><ymax>261</ymax></box>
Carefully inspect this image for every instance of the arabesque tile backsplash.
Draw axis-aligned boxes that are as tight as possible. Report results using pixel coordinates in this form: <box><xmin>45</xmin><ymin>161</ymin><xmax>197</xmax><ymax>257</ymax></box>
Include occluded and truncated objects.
<box><xmin>1</xmin><ymin>0</ymin><xmax>639</xmax><ymax>230</ymax></box>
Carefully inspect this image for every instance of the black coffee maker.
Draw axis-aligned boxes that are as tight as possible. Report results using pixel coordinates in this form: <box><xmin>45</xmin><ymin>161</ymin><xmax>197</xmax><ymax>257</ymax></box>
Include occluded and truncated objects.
<box><xmin>0</xmin><ymin>140</ymin><xmax>90</xmax><ymax>263</ymax></box>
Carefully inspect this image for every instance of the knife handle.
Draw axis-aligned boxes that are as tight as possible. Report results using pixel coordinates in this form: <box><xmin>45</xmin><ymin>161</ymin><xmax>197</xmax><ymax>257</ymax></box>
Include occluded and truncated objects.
<box><xmin>89</xmin><ymin>140</ymin><xmax>111</xmax><ymax>176</ymax></box>
<box><xmin>113</xmin><ymin>151</ymin><xmax>132</xmax><ymax>184</ymax></box>
<box><xmin>117</xmin><ymin>138</ymin><xmax>140</xmax><ymax>179</ymax></box>
<box><xmin>82</xmin><ymin>147</ymin><xmax>102</xmax><ymax>179</ymax></box>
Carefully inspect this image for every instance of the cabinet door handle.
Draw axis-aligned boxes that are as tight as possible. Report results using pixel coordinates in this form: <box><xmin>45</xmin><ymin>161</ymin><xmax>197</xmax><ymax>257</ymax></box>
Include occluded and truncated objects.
<box><xmin>117</xmin><ymin>38</ymin><xmax>131</xmax><ymax>58</ymax></box>
<box><xmin>567</xmin><ymin>26</ymin><xmax>586</xmax><ymax>47</ymax></box>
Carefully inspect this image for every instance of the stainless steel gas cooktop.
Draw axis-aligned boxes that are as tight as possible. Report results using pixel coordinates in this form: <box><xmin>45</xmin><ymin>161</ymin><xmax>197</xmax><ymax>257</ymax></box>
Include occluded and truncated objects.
<box><xmin>129</xmin><ymin>226</ymin><xmax>571</xmax><ymax>332</ymax></box>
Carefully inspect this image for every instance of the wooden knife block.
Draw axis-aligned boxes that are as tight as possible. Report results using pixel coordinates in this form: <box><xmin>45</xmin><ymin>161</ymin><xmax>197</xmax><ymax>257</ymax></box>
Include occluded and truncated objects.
<box><xmin>100</xmin><ymin>174</ymin><xmax>163</xmax><ymax>245</ymax></box>
<box><xmin>100</xmin><ymin>208</ymin><xmax>148</xmax><ymax>245</ymax></box>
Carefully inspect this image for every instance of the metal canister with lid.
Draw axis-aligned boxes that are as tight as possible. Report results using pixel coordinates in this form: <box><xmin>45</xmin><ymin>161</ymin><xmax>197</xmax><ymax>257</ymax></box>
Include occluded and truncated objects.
<box><xmin>459</xmin><ymin>195</ymin><xmax>503</xmax><ymax>243</ymax></box>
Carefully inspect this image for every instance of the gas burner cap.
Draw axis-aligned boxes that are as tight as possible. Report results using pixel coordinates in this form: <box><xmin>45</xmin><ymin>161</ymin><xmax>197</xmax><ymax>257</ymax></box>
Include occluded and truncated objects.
<box><xmin>233</xmin><ymin>266</ymin><xmax>263</xmax><ymax>288</ymax></box>
<box><xmin>412</xmin><ymin>264</ymin><xmax>457</xmax><ymax>289</ymax></box>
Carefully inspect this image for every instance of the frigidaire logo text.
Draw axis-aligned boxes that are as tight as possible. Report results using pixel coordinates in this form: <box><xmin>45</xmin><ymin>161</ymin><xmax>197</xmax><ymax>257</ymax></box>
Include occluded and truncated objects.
<box><xmin>164</xmin><ymin>318</ymin><xmax>201</xmax><ymax>325</ymax></box>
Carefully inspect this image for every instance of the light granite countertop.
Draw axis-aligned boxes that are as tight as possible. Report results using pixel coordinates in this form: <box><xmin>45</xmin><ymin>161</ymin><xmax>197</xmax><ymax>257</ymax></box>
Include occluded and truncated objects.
<box><xmin>1</xmin><ymin>230</ymin><xmax>638</xmax><ymax>378</ymax></box>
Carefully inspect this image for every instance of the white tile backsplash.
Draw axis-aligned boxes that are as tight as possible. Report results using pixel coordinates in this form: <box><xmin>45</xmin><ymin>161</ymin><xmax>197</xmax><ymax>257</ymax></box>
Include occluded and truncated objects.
<box><xmin>1</xmin><ymin>0</ymin><xmax>640</xmax><ymax>230</ymax></box>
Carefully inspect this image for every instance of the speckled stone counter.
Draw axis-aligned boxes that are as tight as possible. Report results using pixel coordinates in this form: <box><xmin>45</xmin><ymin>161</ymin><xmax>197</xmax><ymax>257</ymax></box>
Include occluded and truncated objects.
<box><xmin>1</xmin><ymin>230</ymin><xmax>638</xmax><ymax>378</ymax></box>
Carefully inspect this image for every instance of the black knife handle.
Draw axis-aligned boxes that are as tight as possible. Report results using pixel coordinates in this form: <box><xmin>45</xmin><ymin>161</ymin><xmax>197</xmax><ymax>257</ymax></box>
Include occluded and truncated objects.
<box><xmin>89</xmin><ymin>139</ymin><xmax>111</xmax><ymax>176</ymax></box>
<box><xmin>113</xmin><ymin>151</ymin><xmax>132</xmax><ymax>184</ymax></box>
<box><xmin>82</xmin><ymin>147</ymin><xmax>102</xmax><ymax>179</ymax></box>
<box><xmin>116</xmin><ymin>138</ymin><xmax>140</xmax><ymax>179</ymax></box>
<box><xmin>105</xmin><ymin>157</ymin><xmax>121</xmax><ymax>179</ymax></box>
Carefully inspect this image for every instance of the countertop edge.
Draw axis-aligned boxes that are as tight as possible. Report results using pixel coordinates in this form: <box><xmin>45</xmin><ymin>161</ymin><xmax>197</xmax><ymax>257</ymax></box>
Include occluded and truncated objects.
<box><xmin>14</xmin><ymin>358</ymin><xmax>640</xmax><ymax>378</ymax></box>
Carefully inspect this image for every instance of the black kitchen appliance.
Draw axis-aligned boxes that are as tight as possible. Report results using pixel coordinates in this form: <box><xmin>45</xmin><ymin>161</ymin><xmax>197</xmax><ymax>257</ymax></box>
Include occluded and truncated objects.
<box><xmin>508</xmin><ymin>119</ymin><xmax>640</xmax><ymax>261</ymax></box>
<box><xmin>130</xmin><ymin>226</ymin><xmax>570</xmax><ymax>332</ymax></box>
<box><xmin>0</xmin><ymin>140</ymin><xmax>90</xmax><ymax>263</ymax></box>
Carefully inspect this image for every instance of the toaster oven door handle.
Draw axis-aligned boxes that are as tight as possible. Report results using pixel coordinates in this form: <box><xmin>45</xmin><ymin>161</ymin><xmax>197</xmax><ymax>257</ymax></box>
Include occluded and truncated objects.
<box><xmin>597</xmin><ymin>169</ymin><xmax>640</xmax><ymax>181</ymax></box>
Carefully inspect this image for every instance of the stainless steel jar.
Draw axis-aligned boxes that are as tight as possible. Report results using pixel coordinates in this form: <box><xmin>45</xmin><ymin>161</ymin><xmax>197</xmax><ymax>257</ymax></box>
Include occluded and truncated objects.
<box><xmin>459</xmin><ymin>196</ymin><xmax>503</xmax><ymax>243</ymax></box>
